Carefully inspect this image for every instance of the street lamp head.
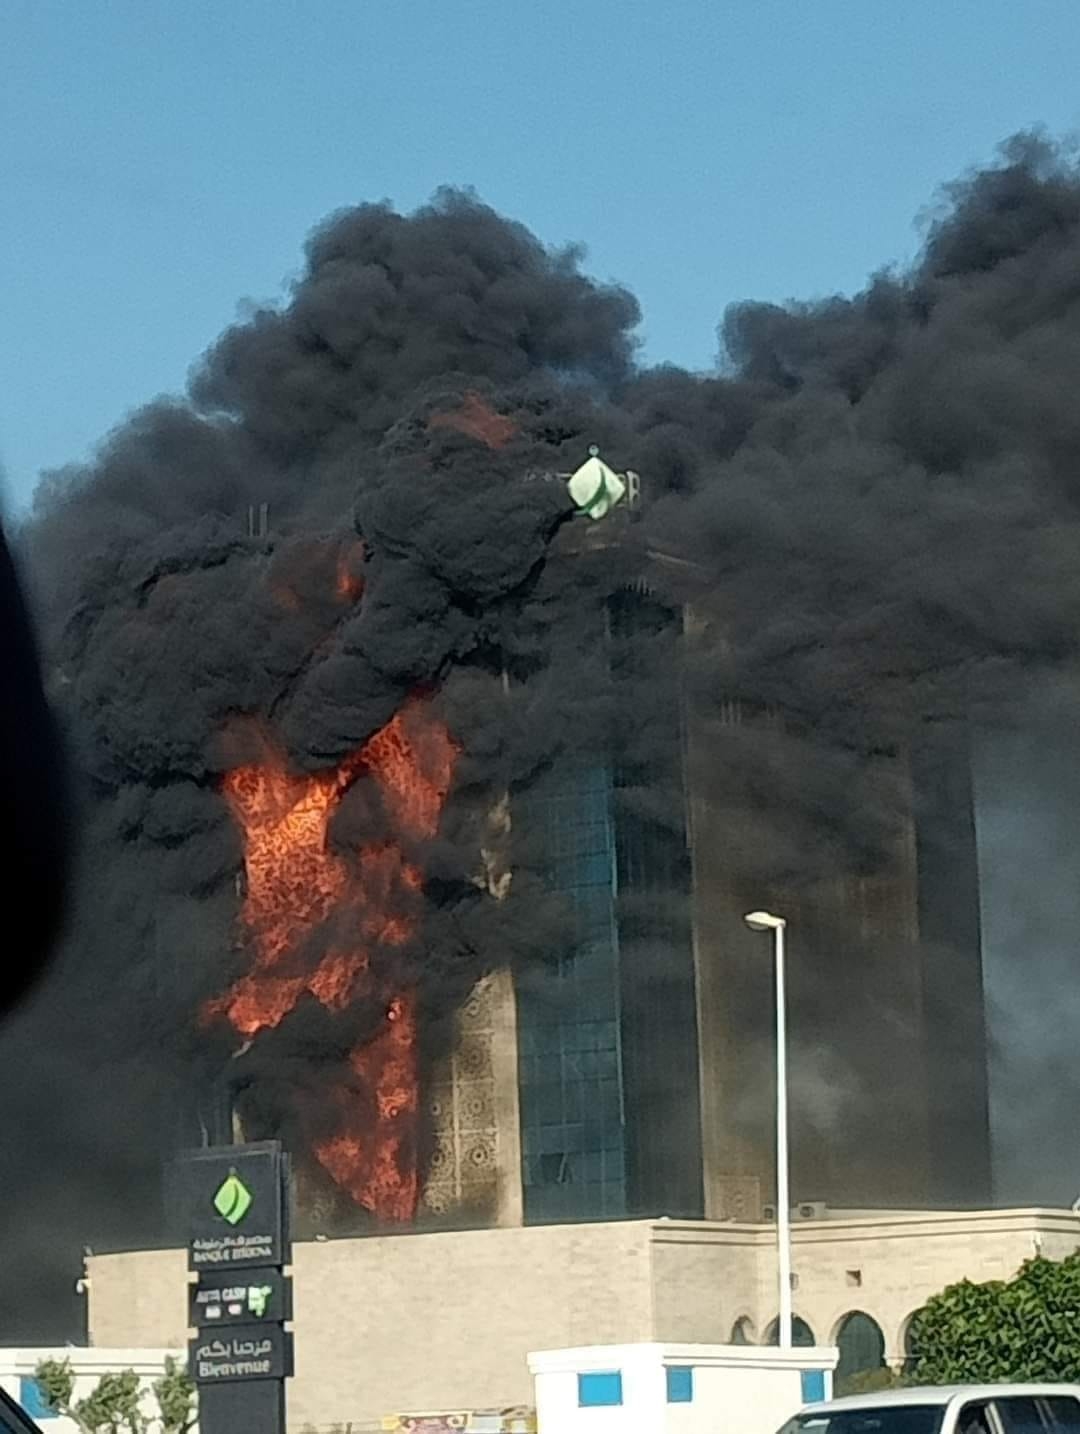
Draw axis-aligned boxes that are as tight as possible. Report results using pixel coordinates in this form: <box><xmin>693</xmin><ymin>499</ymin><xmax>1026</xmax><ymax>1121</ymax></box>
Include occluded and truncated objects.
<box><xmin>744</xmin><ymin>910</ymin><xmax>786</xmax><ymax>932</ymax></box>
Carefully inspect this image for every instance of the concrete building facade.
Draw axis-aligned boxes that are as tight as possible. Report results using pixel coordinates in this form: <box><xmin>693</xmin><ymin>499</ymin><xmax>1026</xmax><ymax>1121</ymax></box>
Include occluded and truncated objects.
<box><xmin>86</xmin><ymin>1209</ymin><xmax>1080</xmax><ymax>1431</ymax></box>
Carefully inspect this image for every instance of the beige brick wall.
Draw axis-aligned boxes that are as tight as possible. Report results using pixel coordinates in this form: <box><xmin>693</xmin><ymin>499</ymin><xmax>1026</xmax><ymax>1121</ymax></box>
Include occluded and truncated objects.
<box><xmin>284</xmin><ymin>1221</ymin><xmax>655</xmax><ymax>1427</ymax></box>
<box><xmin>86</xmin><ymin>1210</ymin><xmax>1080</xmax><ymax>1429</ymax></box>
<box><xmin>89</xmin><ymin>1221</ymin><xmax>656</xmax><ymax>1430</ymax></box>
<box><xmin>650</xmin><ymin>1224</ymin><xmax>765</xmax><ymax>1343</ymax></box>
<box><xmin>88</xmin><ymin>1247</ymin><xmax>187</xmax><ymax>1350</ymax></box>
<box><xmin>785</xmin><ymin>1210</ymin><xmax>1080</xmax><ymax>1357</ymax></box>
<box><xmin>651</xmin><ymin>1209</ymin><xmax>1080</xmax><ymax>1358</ymax></box>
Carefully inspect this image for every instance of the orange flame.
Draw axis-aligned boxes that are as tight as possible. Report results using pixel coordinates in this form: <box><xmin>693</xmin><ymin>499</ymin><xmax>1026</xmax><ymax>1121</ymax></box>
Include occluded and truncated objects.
<box><xmin>428</xmin><ymin>392</ymin><xmax>518</xmax><ymax>449</ymax></box>
<box><xmin>209</xmin><ymin>702</ymin><xmax>455</xmax><ymax>1221</ymax></box>
<box><xmin>336</xmin><ymin>541</ymin><xmax>366</xmax><ymax>603</ymax></box>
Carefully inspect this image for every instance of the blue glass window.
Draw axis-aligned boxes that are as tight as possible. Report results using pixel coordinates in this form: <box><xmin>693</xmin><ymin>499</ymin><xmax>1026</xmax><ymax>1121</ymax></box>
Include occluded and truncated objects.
<box><xmin>18</xmin><ymin>1379</ymin><xmax>55</xmax><ymax>1419</ymax></box>
<box><xmin>666</xmin><ymin>1366</ymin><xmax>693</xmax><ymax>1403</ymax></box>
<box><xmin>800</xmin><ymin>1370</ymin><xmax>827</xmax><ymax>1404</ymax></box>
<box><xmin>517</xmin><ymin>764</ymin><xmax>627</xmax><ymax>1222</ymax></box>
<box><xmin>578</xmin><ymin>1371</ymin><xmax>623</xmax><ymax>1407</ymax></box>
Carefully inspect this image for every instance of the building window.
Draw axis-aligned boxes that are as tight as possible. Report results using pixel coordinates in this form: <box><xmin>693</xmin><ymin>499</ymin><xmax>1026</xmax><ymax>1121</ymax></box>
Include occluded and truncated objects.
<box><xmin>764</xmin><ymin>1316</ymin><xmax>816</xmax><ymax>1347</ymax></box>
<box><xmin>578</xmin><ymin>1371</ymin><xmax>623</xmax><ymax>1407</ymax></box>
<box><xmin>666</xmin><ymin>1366</ymin><xmax>694</xmax><ymax>1403</ymax></box>
<box><xmin>835</xmin><ymin>1311</ymin><xmax>886</xmax><ymax>1385</ymax></box>
<box><xmin>539</xmin><ymin>1152</ymin><xmax>573</xmax><ymax>1184</ymax></box>
<box><xmin>801</xmin><ymin>1371</ymin><xmax>827</xmax><ymax>1404</ymax></box>
<box><xmin>901</xmin><ymin>1312</ymin><xmax>921</xmax><ymax>1373</ymax></box>
<box><xmin>18</xmin><ymin>1378</ymin><xmax>54</xmax><ymax>1419</ymax></box>
<box><xmin>730</xmin><ymin>1316</ymin><xmax>754</xmax><ymax>1345</ymax></box>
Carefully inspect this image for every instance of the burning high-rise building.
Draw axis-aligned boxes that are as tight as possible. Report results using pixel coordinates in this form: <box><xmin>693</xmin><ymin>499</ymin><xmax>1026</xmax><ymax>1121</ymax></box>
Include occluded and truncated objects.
<box><xmin>12</xmin><ymin>139</ymin><xmax>1080</xmax><ymax>1339</ymax></box>
<box><xmin>189</xmin><ymin>449</ymin><xmax>990</xmax><ymax>1232</ymax></box>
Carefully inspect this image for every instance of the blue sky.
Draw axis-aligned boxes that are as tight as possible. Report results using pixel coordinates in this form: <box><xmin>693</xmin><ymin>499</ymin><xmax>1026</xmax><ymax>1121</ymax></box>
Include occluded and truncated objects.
<box><xmin>3</xmin><ymin>0</ymin><xmax>1080</xmax><ymax>508</ymax></box>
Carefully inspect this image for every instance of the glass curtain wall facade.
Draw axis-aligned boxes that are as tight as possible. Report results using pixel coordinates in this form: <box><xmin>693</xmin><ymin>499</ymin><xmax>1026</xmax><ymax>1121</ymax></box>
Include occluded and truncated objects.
<box><xmin>516</xmin><ymin>585</ymin><xmax>704</xmax><ymax>1224</ymax></box>
<box><xmin>516</xmin><ymin>764</ymin><xmax>628</xmax><ymax>1221</ymax></box>
<box><xmin>609</xmin><ymin>588</ymin><xmax>704</xmax><ymax>1218</ymax></box>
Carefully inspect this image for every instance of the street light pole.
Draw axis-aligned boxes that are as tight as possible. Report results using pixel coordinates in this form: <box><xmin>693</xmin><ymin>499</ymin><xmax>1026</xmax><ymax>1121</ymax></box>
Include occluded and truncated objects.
<box><xmin>773</xmin><ymin>917</ymin><xmax>793</xmax><ymax>1351</ymax></box>
<box><xmin>744</xmin><ymin>910</ymin><xmax>792</xmax><ymax>1350</ymax></box>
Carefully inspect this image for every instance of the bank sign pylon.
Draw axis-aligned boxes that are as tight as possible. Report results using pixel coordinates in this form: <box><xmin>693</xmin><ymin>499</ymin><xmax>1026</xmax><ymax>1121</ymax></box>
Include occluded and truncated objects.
<box><xmin>173</xmin><ymin>1141</ymin><xmax>293</xmax><ymax>1434</ymax></box>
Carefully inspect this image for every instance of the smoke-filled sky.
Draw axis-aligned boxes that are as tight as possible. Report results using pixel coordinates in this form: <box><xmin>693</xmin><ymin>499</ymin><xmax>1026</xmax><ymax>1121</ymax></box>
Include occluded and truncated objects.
<box><xmin>4</xmin><ymin>0</ymin><xmax>1080</xmax><ymax>504</ymax></box>
<box><xmin>9</xmin><ymin>104</ymin><xmax>1080</xmax><ymax>1333</ymax></box>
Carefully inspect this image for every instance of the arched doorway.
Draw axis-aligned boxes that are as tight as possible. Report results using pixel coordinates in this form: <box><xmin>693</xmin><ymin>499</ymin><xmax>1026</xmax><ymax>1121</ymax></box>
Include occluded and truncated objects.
<box><xmin>835</xmin><ymin>1311</ymin><xmax>886</xmax><ymax>1382</ymax></box>
<box><xmin>730</xmin><ymin>1316</ymin><xmax>754</xmax><ymax>1345</ymax></box>
<box><xmin>764</xmin><ymin>1316</ymin><xmax>816</xmax><ymax>1347</ymax></box>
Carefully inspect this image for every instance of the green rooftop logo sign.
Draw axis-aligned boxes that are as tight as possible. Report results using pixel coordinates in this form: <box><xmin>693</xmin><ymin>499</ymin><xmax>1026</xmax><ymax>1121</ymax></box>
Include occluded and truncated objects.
<box><xmin>567</xmin><ymin>446</ymin><xmax>629</xmax><ymax>521</ymax></box>
<box><xmin>213</xmin><ymin>1172</ymin><xmax>253</xmax><ymax>1226</ymax></box>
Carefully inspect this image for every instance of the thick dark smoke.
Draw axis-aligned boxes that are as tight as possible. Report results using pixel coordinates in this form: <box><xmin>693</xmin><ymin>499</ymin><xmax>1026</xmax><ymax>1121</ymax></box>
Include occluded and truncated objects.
<box><xmin>7</xmin><ymin>138</ymin><xmax>1080</xmax><ymax>1336</ymax></box>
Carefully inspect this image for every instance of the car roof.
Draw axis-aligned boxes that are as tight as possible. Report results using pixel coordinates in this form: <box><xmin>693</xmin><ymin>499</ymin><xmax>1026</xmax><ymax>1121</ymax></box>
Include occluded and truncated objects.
<box><xmin>807</xmin><ymin>1385</ymin><xmax>1080</xmax><ymax>1413</ymax></box>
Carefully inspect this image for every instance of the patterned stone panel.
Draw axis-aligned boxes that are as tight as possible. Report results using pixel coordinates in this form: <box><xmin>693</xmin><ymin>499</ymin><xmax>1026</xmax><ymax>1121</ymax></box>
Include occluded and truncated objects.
<box><xmin>420</xmin><ymin>969</ymin><xmax>521</xmax><ymax>1224</ymax></box>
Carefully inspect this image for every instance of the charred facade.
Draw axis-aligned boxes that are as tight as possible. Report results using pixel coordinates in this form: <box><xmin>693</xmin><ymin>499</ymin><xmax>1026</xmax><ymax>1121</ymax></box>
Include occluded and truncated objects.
<box><xmin>206</xmin><ymin>502</ymin><xmax>992</xmax><ymax>1228</ymax></box>
<box><xmin>410</xmin><ymin>568</ymin><xmax>992</xmax><ymax>1228</ymax></box>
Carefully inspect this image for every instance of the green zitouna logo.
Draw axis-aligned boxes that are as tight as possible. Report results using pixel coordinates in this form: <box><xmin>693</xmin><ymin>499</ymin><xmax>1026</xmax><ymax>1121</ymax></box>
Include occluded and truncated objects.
<box><xmin>566</xmin><ymin>446</ymin><xmax>627</xmax><ymax>521</ymax></box>
<box><xmin>213</xmin><ymin>1172</ymin><xmax>253</xmax><ymax>1226</ymax></box>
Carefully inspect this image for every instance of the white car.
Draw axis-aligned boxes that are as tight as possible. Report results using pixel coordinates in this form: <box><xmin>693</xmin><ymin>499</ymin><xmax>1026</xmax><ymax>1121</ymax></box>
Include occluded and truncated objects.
<box><xmin>0</xmin><ymin>1388</ymin><xmax>42</xmax><ymax>1434</ymax></box>
<box><xmin>777</xmin><ymin>1384</ymin><xmax>1080</xmax><ymax>1434</ymax></box>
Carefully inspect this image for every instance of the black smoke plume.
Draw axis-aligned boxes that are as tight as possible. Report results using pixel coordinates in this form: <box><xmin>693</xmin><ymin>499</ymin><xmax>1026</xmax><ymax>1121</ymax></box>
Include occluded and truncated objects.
<box><xmin>6</xmin><ymin>139</ymin><xmax>1080</xmax><ymax>1336</ymax></box>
